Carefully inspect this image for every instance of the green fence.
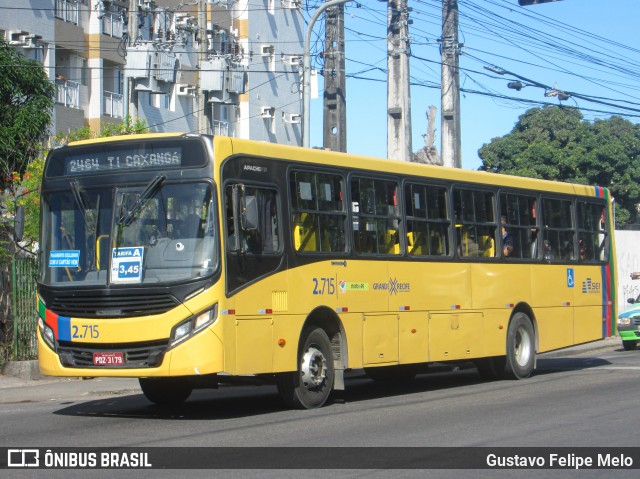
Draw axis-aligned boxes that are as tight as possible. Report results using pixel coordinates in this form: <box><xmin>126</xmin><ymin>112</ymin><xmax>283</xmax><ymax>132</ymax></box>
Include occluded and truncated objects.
<box><xmin>11</xmin><ymin>257</ymin><xmax>39</xmax><ymax>360</ymax></box>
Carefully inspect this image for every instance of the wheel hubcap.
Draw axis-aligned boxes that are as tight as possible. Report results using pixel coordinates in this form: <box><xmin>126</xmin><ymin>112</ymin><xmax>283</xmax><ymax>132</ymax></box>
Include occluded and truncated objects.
<box><xmin>301</xmin><ymin>346</ymin><xmax>327</xmax><ymax>389</ymax></box>
<box><xmin>515</xmin><ymin>327</ymin><xmax>532</xmax><ymax>366</ymax></box>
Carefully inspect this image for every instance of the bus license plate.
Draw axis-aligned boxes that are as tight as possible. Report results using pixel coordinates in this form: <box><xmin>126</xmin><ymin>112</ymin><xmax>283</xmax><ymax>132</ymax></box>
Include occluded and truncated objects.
<box><xmin>93</xmin><ymin>352</ymin><xmax>124</xmax><ymax>366</ymax></box>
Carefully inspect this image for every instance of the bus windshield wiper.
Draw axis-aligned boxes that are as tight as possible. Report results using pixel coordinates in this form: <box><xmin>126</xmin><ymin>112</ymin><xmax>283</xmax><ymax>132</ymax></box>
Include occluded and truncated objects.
<box><xmin>118</xmin><ymin>175</ymin><xmax>165</xmax><ymax>227</ymax></box>
<box><xmin>70</xmin><ymin>180</ymin><xmax>88</xmax><ymax>220</ymax></box>
<box><xmin>70</xmin><ymin>180</ymin><xmax>97</xmax><ymax>232</ymax></box>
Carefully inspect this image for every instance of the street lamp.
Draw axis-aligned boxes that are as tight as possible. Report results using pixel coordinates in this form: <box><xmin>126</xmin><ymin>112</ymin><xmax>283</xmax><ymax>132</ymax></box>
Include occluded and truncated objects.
<box><xmin>302</xmin><ymin>0</ymin><xmax>352</xmax><ymax>149</ymax></box>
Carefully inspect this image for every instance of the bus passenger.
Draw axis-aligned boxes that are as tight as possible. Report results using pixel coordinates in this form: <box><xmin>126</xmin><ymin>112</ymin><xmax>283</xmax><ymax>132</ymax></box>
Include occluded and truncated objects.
<box><xmin>543</xmin><ymin>240</ymin><xmax>554</xmax><ymax>261</ymax></box>
<box><xmin>501</xmin><ymin>216</ymin><xmax>514</xmax><ymax>257</ymax></box>
<box><xmin>578</xmin><ymin>239</ymin><xmax>587</xmax><ymax>262</ymax></box>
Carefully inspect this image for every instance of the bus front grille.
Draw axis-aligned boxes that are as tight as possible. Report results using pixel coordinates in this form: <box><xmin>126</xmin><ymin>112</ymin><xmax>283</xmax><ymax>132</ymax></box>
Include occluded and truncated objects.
<box><xmin>48</xmin><ymin>293</ymin><xmax>179</xmax><ymax>318</ymax></box>
<box><xmin>57</xmin><ymin>340</ymin><xmax>169</xmax><ymax>369</ymax></box>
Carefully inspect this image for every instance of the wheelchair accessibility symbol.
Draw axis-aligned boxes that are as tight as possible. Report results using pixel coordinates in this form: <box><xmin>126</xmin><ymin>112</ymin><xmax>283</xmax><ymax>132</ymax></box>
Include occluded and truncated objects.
<box><xmin>567</xmin><ymin>268</ymin><xmax>575</xmax><ymax>288</ymax></box>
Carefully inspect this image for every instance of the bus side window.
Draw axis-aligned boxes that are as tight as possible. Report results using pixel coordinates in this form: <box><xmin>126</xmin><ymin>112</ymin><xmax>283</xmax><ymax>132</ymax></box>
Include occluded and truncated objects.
<box><xmin>405</xmin><ymin>183</ymin><xmax>450</xmax><ymax>257</ymax></box>
<box><xmin>351</xmin><ymin>177</ymin><xmax>401</xmax><ymax>256</ymax></box>
<box><xmin>227</xmin><ymin>185</ymin><xmax>279</xmax><ymax>254</ymax></box>
<box><xmin>290</xmin><ymin>171</ymin><xmax>346</xmax><ymax>254</ymax></box>
<box><xmin>499</xmin><ymin>193</ymin><xmax>538</xmax><ymax>260</ymax></box>
<box><xmin>577</xmin><ymin>201</ymin><xmax>608</xmax><ymax>262</ymax></box>
<box><xmin>541</xmin><ymin>197</ymin><xmax>574</xmax><ymax>263</ymax></box>
<box><xmin>454</xmin><ymin>188</ymin><xmax>496</xmax><ymax>258</ymax></box>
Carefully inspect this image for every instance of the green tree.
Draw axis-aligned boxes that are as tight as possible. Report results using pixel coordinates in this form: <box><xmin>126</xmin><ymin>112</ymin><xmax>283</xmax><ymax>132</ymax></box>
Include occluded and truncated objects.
<box><xmin>0</xmin><ymin>42</ymin><xmax>55</xmax><ymax>194</ymax></box>
<box><xmin>479</xmin><ymin>106</ymin><xmax>640</xmax><ymax>227</ymax></box>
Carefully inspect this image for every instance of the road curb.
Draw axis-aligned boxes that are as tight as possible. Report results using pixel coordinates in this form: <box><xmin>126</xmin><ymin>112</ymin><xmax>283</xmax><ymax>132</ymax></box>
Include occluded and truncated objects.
<box><xmin>539</xmin><ymin>336</ymin><xmax>621</xmax><ymax>359</ymax></box>
<box><xmin>1</xmin><ymin>360</ymin><xmax>44</xmax><ymax>381</ymax></box>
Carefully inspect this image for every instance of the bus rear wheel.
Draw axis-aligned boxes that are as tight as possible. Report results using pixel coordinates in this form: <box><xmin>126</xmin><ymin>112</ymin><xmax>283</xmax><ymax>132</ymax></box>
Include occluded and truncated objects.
<box><xmin>139</xmin><ymin>377</ymin><xmax>192</xmax><ymax>406</ymax></box>
<box><xmin>277</xmin><ymin>327</ymin><xmax>335</xmax><ymax>409</ymax></box>
<box><xmin>503</xmin><ymin>313</ymin><xmax>536</xmax><ymax>379</ymax></box>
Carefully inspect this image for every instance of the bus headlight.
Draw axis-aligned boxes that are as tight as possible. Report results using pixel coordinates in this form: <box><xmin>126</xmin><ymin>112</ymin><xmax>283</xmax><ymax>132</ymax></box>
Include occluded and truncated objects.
<box><xmin>38</xmin><ymin>317</ymin><xmax>55</xmax><ymax>350</ymax></box>
<box><xmin>170</xmin><ymin>304</ymin><xmax>218</xmax><ymax>347</ymax></box>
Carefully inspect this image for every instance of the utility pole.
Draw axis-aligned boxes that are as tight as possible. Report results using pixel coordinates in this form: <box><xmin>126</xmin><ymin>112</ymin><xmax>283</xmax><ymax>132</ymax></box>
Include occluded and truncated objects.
<box><xmin>441</xmin><ymin>0</ymin><xmax>461</xmax><ymax>168</ymax></box>
<box><xmin>198</xmin><ymin>0</ymin><xmax>208</xmax><ymax>135</ymax></box>
<box><xmin>387</xmin><ymin>0</ymin><xmax>412</xmax><ymax>162</ymax></box>
<box><xmin>323</xmin><ymin>2</ymin><xmax>347</xmax><ymax>152</ymax></box>
<box><xmin>303</xmin><ymin>0</ymin><xmax>351</xmax><ymax>149</ymax></box>
<box><xmin>127</xmin><ymin>0</ymin><xmax>139</xmax><ymax>121</ymax></box>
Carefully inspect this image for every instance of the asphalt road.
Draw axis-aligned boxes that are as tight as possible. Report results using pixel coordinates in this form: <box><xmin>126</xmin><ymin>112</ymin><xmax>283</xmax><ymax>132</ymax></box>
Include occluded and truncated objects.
<box><xmin>1</xmin><ymin>337</ymin><xmax>639</xmax><ymax>479</ymax></box>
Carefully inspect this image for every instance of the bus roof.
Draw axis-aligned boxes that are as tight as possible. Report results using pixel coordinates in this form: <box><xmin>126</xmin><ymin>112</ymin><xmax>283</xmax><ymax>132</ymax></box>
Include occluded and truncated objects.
<box><xmin>223</xmin><ymin>136</ymin><xmax>608</xmax><ymax>199</ymax></box>
<box><xmin>60</xmin><ymin>133</ymin><xmax>607</xmax><ymax>199</ymax></box>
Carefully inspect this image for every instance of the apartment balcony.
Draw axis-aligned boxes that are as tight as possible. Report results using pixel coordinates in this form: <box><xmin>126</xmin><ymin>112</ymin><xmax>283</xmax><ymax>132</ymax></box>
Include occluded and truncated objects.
<box><xmin>55</xmin><ymin>77</ymin><xmax>80</xmax><ymax>109</ymax></box>
<box><xmin>102</xmin><ymin>12</ymin><xmax>123</xmax><ymax>38</ymax></box>
<box><xmin>55</xmin><ymin>0</ymin><xmax>79</xmax><ymax>25</ymax></box>
<box><xmin>104</xmin><ymin>91</ymin><xmax>123</xmax><ymax>118</ymax></box>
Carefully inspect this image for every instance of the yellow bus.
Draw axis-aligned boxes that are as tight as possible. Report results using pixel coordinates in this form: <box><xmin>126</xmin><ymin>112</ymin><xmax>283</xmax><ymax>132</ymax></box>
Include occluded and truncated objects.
<box><xmin>35</xmin><ymin>133</ymin><xmax>616</xmax><ymax>409</ymax></box>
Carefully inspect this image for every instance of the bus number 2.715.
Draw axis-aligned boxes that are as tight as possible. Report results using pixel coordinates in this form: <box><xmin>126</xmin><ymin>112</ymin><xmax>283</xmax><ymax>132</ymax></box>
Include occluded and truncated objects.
<box><xmin>72</xmin><ymin>324</ymin><xmax>100</xmax><ymax>340</ymax></box>
<box><xmin>312</xmin><ymin>277</ymin><xmax>335</xmax><ymax>295</ymax></box>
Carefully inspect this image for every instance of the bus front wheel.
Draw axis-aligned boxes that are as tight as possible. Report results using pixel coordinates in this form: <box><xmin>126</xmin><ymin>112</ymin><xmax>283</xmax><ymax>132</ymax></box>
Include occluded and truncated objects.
<box><xmin>277</xmin><ymin>327</ymin><xmax>335</xmax><ymax>409</ymax></box>
<box><xmin>623</xmin><ymin>340</ymin><xmax>638</xmax><ymax>351</ymax></box>
<box><xmin>503</xmin><ymin>313</ymin><xmax>536</xmax><ymax>379</ymax></box>
<box><xmin>139</xmin><ymin>377</ymin><xmax>192</xmax><ymax>406</ymax></box>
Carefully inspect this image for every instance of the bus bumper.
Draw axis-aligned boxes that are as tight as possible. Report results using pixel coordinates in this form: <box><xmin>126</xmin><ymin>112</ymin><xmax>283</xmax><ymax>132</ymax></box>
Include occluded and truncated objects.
<box><xmin>37</xmin><ymin>327</ymin><xmax>225</xmax><ymax>378</ymax></box>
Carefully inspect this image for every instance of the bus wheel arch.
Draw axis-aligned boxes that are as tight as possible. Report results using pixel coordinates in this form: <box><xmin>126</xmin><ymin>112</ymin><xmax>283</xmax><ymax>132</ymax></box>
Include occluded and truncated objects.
<box><xmin>475</xmin><ymin>304</ymin><xmax>537</xmax><ymax>381</ymax></box>
<box><xmin>301</xmin><ymin>306</ymin><xmax>348</xmax><ymax>371</ymax></box>
<box><xmin>276</xmin><ymin>306</ymin><xmax>347</xmax><ymax>409</ymax></box>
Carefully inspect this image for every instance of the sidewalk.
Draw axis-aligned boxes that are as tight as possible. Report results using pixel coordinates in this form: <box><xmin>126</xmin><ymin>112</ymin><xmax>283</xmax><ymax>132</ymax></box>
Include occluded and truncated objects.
<box><xmin>538</xmin><ymin>334</ymin><xmax>621</xmax><ymax>358</ymax></box>
<box><xmin>0</xmin><ymin>336</ymin><xmax>622</xmax><ymax>404</ymax></box>
<box><xmin>0</xmin><ymin>361</ymin><xmax>141</xmax><ymax>404</ymax></box>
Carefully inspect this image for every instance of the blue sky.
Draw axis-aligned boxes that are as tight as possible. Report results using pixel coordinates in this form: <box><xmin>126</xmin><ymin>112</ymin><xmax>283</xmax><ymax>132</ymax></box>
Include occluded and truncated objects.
<box><xmin>307</xmin><ymin>0</ymin><xmax>640</xmax><ymax>170</ymax></box>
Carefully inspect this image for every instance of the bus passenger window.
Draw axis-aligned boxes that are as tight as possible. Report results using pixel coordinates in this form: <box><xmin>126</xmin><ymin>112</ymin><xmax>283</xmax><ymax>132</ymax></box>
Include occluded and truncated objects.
<box><xmin>290</xmin><ymin>171</ymin><xmax>346</xmax><ymax>254</ymax></box>
<box><xmin>351</xmin><ymin>177</ymin><xmax>401</xmax><ymax>256</ymax></box>
<box><xmin>453</xmin><ymin>188</ymin><xmax>496</xmax><ymax>258</ymax></box>
<box><xmin>499</xmin><ymin>193</ymin><xmax>538</xmax><ymax>259</ymax></box>
<box><xmin>542</xmin><ymin>197</ymin><xmax>574</xmax><ymax>262</ymax></box>
<box><xmin>405</xmin><ymin>183</ymin><xmax>450</xmax><ymax>257</ymax></box>
<box><xmin>577</xmin><ymin>201</ymin><xmax>608</xmax><ymax>262</ymax></box>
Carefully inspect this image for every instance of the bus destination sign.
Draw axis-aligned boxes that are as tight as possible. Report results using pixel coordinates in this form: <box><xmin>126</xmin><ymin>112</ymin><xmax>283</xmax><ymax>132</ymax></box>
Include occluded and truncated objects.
<box><xmin>64</xmin><ymin>148</ymin><xmax>182</xmax><ymax>175</ymax></box>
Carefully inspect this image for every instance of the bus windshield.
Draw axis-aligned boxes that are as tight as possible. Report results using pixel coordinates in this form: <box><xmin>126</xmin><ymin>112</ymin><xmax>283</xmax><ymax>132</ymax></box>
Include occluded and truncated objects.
<box><xmin>41</xmin><ymin>181</ymin><xmax>217</xmax><ymax>287</ymax></box>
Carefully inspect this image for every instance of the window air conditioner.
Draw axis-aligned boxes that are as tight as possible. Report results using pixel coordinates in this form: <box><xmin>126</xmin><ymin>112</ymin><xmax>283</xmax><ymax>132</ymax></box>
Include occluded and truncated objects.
<box><xmin>260</xmin><ymin>45</ymin><xmax>275</xmax><ymax>56</ymax></box>
<box><xmin>282</xmin><ymin>112</ymin><xmax>301</xmax><ymax>124</ymax></box>
<box><xmin>261</xmin><ymin>107</ymin><xmax>275</xmax><ymax>119</ymax></box>
<box><xmin>282</xmin><ymin>0</ymin><xmax>301</xmax><ymax>9</ymax></box>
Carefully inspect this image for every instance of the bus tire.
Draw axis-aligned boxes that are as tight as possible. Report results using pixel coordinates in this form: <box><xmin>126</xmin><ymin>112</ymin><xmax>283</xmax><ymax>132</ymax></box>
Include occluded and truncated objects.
<box><xmin>139</xmin><ymin>378</ymin><xmax>192</xmax><ymax>406</ymax></box>
<box><xmin>503</xmin><ymin>313</ymin><xmax>535</xmax><ymax>379</ymax></box>
<box><xmin>277</xmin><ymin>327</ymin><xmax>335</xmax><ymax>409</ymax></box>
<box><xmin>622</xmin><ymin>340</ymin><xmax>638</xmax><ymax>351</ymax></box>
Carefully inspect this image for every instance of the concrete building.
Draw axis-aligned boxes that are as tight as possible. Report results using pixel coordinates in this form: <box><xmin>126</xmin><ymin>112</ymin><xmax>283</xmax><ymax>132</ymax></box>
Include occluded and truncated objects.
<box><xmin>0</xmin><ymin>0</ymin><xmax>304</xmax><ymax>144</ymax></box>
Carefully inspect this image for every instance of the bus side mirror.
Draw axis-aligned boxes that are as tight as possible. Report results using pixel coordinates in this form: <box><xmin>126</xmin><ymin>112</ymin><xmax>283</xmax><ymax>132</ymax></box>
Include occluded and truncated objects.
<box><xmin>628</xmin><ymin>298</ymin><xmax>636</xmax><ymax>305</ymax></box>
<box><xmin>241</xmin><ymin>196</ymin><xmax>258</xmax><ymax>231</ymax></box>
<box><xmin>14</xmin><ymin>205</ymin><xmax>25</xmax><ymax>242</ymax></box>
